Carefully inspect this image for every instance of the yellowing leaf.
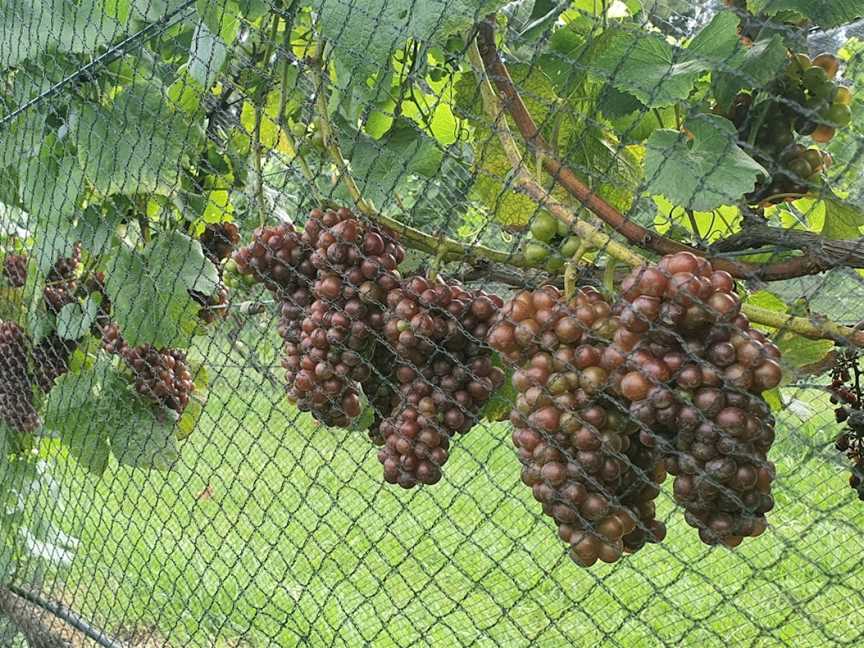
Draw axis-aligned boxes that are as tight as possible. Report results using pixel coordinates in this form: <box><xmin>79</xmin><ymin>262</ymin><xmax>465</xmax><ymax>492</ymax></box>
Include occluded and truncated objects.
<box><xmin>240</xmin><ymin>101</ymin><xmax>296</xmax><ymax>156</ymax></box>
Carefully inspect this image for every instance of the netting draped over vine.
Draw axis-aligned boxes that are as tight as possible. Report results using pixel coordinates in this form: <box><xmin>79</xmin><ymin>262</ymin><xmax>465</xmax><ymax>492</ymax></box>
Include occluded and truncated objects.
<box><xmin>2</xmin><ymin>0</ymin><xmax>864</xmax><ymax>646</ymax></box>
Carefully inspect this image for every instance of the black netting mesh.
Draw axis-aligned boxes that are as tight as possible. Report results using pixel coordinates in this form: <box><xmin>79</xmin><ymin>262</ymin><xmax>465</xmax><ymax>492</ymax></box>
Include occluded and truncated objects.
<box><xmin>1</xmin><ymin>0</ymin><xmax>864</xmax><ymax>646</ymax></box>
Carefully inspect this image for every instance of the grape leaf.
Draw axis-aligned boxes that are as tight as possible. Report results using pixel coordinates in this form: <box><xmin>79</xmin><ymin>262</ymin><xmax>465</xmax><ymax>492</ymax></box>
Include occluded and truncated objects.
<box><xmin>645</xmin><ymin>114</ymin><xmax>766</xmax><ymax>211</ymax></box>
<box><xmin>711</xmin><ymin>35</ymin><xmax>788</xmax><ymax>112</ymax></box>
<box><xmin>145</xmin><ymin>231</ymin><xmax>220</xmax><ymax>296</ymax></box>
<box><xmin>104</xmin><ymin>246</ymin><xmax>200</xmax><ymax>348</ymax></box>
<box><xmin>75</xmin><ymin>82</ymin><xmax>200</xmax><ymax>197</ymax></box>
<box><xmin>195</xmin><ymin>0</ymin><xmax>241</xmax><ymax>43</ymax></box>
<box><xmin>0</xmin><ymin>0</ymin><xmax>124</xmax><ymax>68</ymax></box>
<box><xmin>46</xmin><ymin>356</ymin><xmax>180</xmax><ymax>471</ymax></box>
<box><xmin>107</xmin><ymin>389</ymin><xmax>180</xmax><ymax>470</ymax></box>
<box><xmin>312</xmin><ymin>0</ymin><xmax>508</xmax><ymax>81</ymax></box>
<box><xmin>43</xmin><ymin>359</ymin><xmax>115</xmax><ymax>474</ymax></box>
<box><xmin>130</xmin><ymin>0</ymin><xmax>190</xmax><ymax>21</ymax></box>
<box><xmin>774</xmin><ymin>333</ymin><xmax>834</xmax><ymax>370</ymax></box>
<box><xmin>176</xmin><ymin>399</ymin><xmax>203</xmax><ymax>441</ymax></box>
<box><xmin>593</xmin><ymin>12</ymin><xmax>741</xmax><ymax>107</ymax></box>
<box><xmin>747</xmin><ymin>0</ymin><xmax>864</xmax><ymax>28</ymax></box>
<box><xmin>188</xmin><ymin>21</ymin><xmax>229</xmax><ymax>90</ymax></box>
<box><xmin>18</xmin><ymin>155</ymin><xmax>84</xmax><ymax>221</ymax></box>
<box><xmin>0</xmin><ymin>111</ymin><xmax>45</xmax><ymax>169</ymax></box>
<box><xmin>820</xmin><ymin>198</ymin><xmax>864</xmax><ymax>240</ymax></box>
<box><xmin>342</xmin><ymin>119</ymin><xmax>443</xmax><ymax>207</ymax></box>
<box><xmin>56</xmin><ymin>295</ymin><xmax>101</xmax><ymax>341</ymax></box>
<box><xmin>482</xmin><ymin>358</ymin><xmax>515</xmax><ymax>423</ymax></box>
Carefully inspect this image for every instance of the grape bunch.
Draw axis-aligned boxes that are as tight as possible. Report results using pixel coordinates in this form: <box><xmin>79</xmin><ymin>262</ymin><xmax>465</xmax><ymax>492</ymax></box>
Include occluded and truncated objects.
<box><xmin>615</xmin><ymin>252</ymin><xmax>781</xmax><ymax>547</ymax></box>
<box><xmin>282</xmin><ymin>207</ymin><xmax>404</xmax><ymax>427</ymax></box>
<box><xmin>488</xmin><ymin>286</ymin><xmax>667</xmax><ymax>565</ymax></box>
<box><xmin>199</xmin><ymin>222</ymin><xmax>240</xmax><ymax>265</ymax></box>
<box><xmin>100</xmin><ymin>322</ymin><xmax>127</xmax><ymax>356</ymax></box>
<box><xmin>523</xmin><ymin>212</ymin><xmax>582</xmax><ymax>272</ymax></box>
<box><xmin>44</xmin><ymin>244</ymin><xmax>82</xmax><ymax>314</ymax></box>
<box><xmin>123</xmin><ymin>345</ymin><xmax>195</xmax><ymax>414</ymax></box>
<box><xmin>0</xmin><ymin>320</ymin><xmax>39</xmax><ymax>432</ymax></box>
<box><xmin>376</xmin><ymin>276</ymin><xmax>503</xmax><ymax>487</ymax></box>
<box><xmin>229</xmin><ymin>222</ymin><xmax>315</xmax><ymax>295</ymax></box>
<box><xmin>31</xmin><ymin>334</ymin><xmax>79</xmax><ymax>392</ymax></box>
<box><xmin>98</xmin><ymin>322</ymin><xmax>194</xmax><ymax>415</ymax></box>
<box><xmin>2</xmin><ymin>253</ymin><xmax>27</xmax><ymax>288</ymax></box>
<box><xmin>829</xmin><ymin>351</ymin><xmax>864</xmax><ymax>500</ymax></box>
<box><xmin>726</xmin><ymin>51</ymin><xmax>853</xmax><ymax>203</ymax></box>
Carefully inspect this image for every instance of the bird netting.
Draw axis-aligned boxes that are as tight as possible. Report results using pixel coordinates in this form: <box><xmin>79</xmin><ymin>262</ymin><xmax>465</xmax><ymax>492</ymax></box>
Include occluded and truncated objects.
<box><xmin>1</xmin><ymin>1</ymin><xmax>864</xmax><ymax>646</ymax></box>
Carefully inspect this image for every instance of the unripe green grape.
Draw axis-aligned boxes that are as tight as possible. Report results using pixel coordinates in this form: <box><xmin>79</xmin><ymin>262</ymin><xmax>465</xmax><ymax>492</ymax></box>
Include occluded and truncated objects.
<box><xmin>524</xmin><ymin>241</ymin><xmax>550</xmax><ymax>266</ymax></box>
<box><xmin>825</xmin><ymin>102</ymin><xmax>852</xmax><ymax>128</ymax></box>
<box><xmin>835</xmin><ymin>86</ymin><xmax>853</xmax><ymax>106</ymax></box>
<box><xmin>556</xmin><ymin>219</ymin><xmax>569</xmax><ymax>238</ymax></box>
<box><xmin>546</xmin><ymin>253</ymin><xmax>565</xmax><ymax>273</ymax></box>
<box><xmin>788</xmin><ymin>157</ymin><xmax>813</xmax><ymax>179</ymax></box>
<box><xmin>803</xmin><ymin>65</ymin><xmax>829</xmax><ymax>92</ymax></box>
<box><xmin>560</xmin><ymin>236</ymin><xmax>581</xmax><ymax>258</ymax></box>
<box><xmin>530</xmin><ymin>212</ymin><xmax>558</xmax><ymax>243</ymax></box>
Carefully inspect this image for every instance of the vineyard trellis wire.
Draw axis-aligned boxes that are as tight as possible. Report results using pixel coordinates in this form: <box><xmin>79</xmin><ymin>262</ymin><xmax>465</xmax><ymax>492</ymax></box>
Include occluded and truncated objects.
<box><xmin>2</xmin><ymin>0</ymin><xmax>864</xmax><ymax>646</ymax></box>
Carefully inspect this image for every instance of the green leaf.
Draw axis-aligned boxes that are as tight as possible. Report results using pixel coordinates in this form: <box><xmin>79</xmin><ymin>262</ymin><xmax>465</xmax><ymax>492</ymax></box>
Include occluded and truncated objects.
<box><xmin>645</xmin><ymin>114</ymin><xmax>766</xmax><ymax>210</ymax></box>
<box><xmin>747</xmin><ymin>0</ymin><xmax>864</xmax><ymax>28</ymax></box>
<box><xmin>482</xmin><ymin>359</ymin><xmax>515</xmax><ymax>423</ymax></box>
<box><xmin>103</xmin><ymin>246</ymin><xmax>200</xmax><ymax>348</ymax></box>
<box><xmin>594</xmin><ymin>12</ymin><xmax>740</xmax><ymax>107</ymax></box>
<box><xmin>746</xmin><ymin>289</ymin><xmax>788</xmax><ymax>313</ymax></box>
<box><xmin>176</xmin><ymin>399</ymin><xmax>203</xmax><ymax>441</ymax></box>
<box><xmin>712</xmin><ymin>35</ymin><xmax>788</xmax><ymax>112</ymax></box>
<box><xmin>0</xmin><ymin>111</ymin><xmax>45</xmax><ymax>169</ymax></box>
<box><xmin>0</xmin><ymin>0</ymin><xmax>124</xmax><ymax>68</ymax></box>
<box><xmin>820</xmin><ymin>198</ymin><xmax>864</xmax><ymax>240</ymax></box>
<box><xmin>43</xmin><ymin>360</ymin><xmax>114</xmax><ymax>474</ymax></box>
<box><xmin>145</xmin><ymin>231</ymin><xmax>220</xmax><ymax>296</ymax></box>
<box><xmin>342</xmin><ymin>119</ymin><xmax>443</xmax><ymax>207</ymax></box>
<box><xmin>130</xmin><ymin>0</ymin><xmax>189</xmax><ymax>21</ymax></box>
<box><xmin>18</xmin><ymin>155</ymin><xmax>84</xmax><ymax>221</ymax></box>
<box><xmin>312</xmin><ymin>0</ymin><xmax>508</xmax><ymax>82</ymax></box>
<box><xmin>196</xmin><ymin>0</ymin><xmax>241</xmax><ymax>43</ymax></box>
<box><xmin>75</xmin><ymin>82</ymin><xmax>199</xmax><ymax>197</ymax></box>
<box><xmin>56</xmin><ymin>296</ymin><xmax>101</xmax><ymax>341</ymax></box>
<box><xmin>108</xmin><ymin>397</ymin><xmax>179</xmax><ymax>470</ymax></box>
<box><xmin>774</xmin><ymin>332</ymin><xmax>834</xmax><ymax>370</ymax></box>
<box><xmin>188</xmin><ymin>21</ymin><xmax>228</xmax><ymax>90</ymax></box>
<box><xmin>76</xmin><ymin>207</ymin><xmax>119</xmax><ymax>258</ymax></box>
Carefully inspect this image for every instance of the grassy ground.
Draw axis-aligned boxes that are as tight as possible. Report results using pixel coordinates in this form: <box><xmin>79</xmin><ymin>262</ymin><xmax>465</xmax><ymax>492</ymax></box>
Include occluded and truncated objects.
<box><xmin>43</xmin><ymin>339</ymin><xmax>864</xmax><ymax>647</ymax></box>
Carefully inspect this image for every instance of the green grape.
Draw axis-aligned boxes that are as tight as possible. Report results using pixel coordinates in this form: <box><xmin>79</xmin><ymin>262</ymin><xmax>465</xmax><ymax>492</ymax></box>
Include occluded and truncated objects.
<box><xmin>560</xmin><ymin>236</ymin><xmax>581</xmax><ymax>258</ymax></box>
<box><xmin>530</xmin><ymin>212</ymin><xmax>558</xmax><ymax>243</ymax></box>
<box><xmin>803</xmin><ymin>149</ymin><xmax>823</xmax><ymax>173</ymax></box>
<box><xmin>803</xmin><ymin>65</ymin><xmax>829</xmax><ymax>92</ymax></box>
<box><xmin>545</xmin><ymin>253</ymin><xmax>565</xmax><ymax>273</ymax></box>
<box><xmin>835</xmin><ymin>86</ymin><xmax>853</xmax><ymax>106</ymax></box>
<box><xmin>556</xmin><ymin>219</ymin><xmax>569</xmax><ymax>238</ymax></box>
<box><xmin>788</xmin><ymin>157</ymin><xmax>813</xmax><ymax>179</ymax></box>
<box><xmin>524</xmin><ymin>241</ymin><xmax>551</xmax><ymax>266</ymax></box>
<box><xmin>825</xmin><ymin>103</ymin><xmax>852</xmax><ymax>128</ymax></box>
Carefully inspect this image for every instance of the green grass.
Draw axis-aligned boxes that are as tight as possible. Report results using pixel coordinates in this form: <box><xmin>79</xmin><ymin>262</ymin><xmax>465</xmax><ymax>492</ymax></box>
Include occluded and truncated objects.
<box><xmin>46</xmin><ymin>343</ymin><xmax>864</xmax><ymax>647</ymax></box>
